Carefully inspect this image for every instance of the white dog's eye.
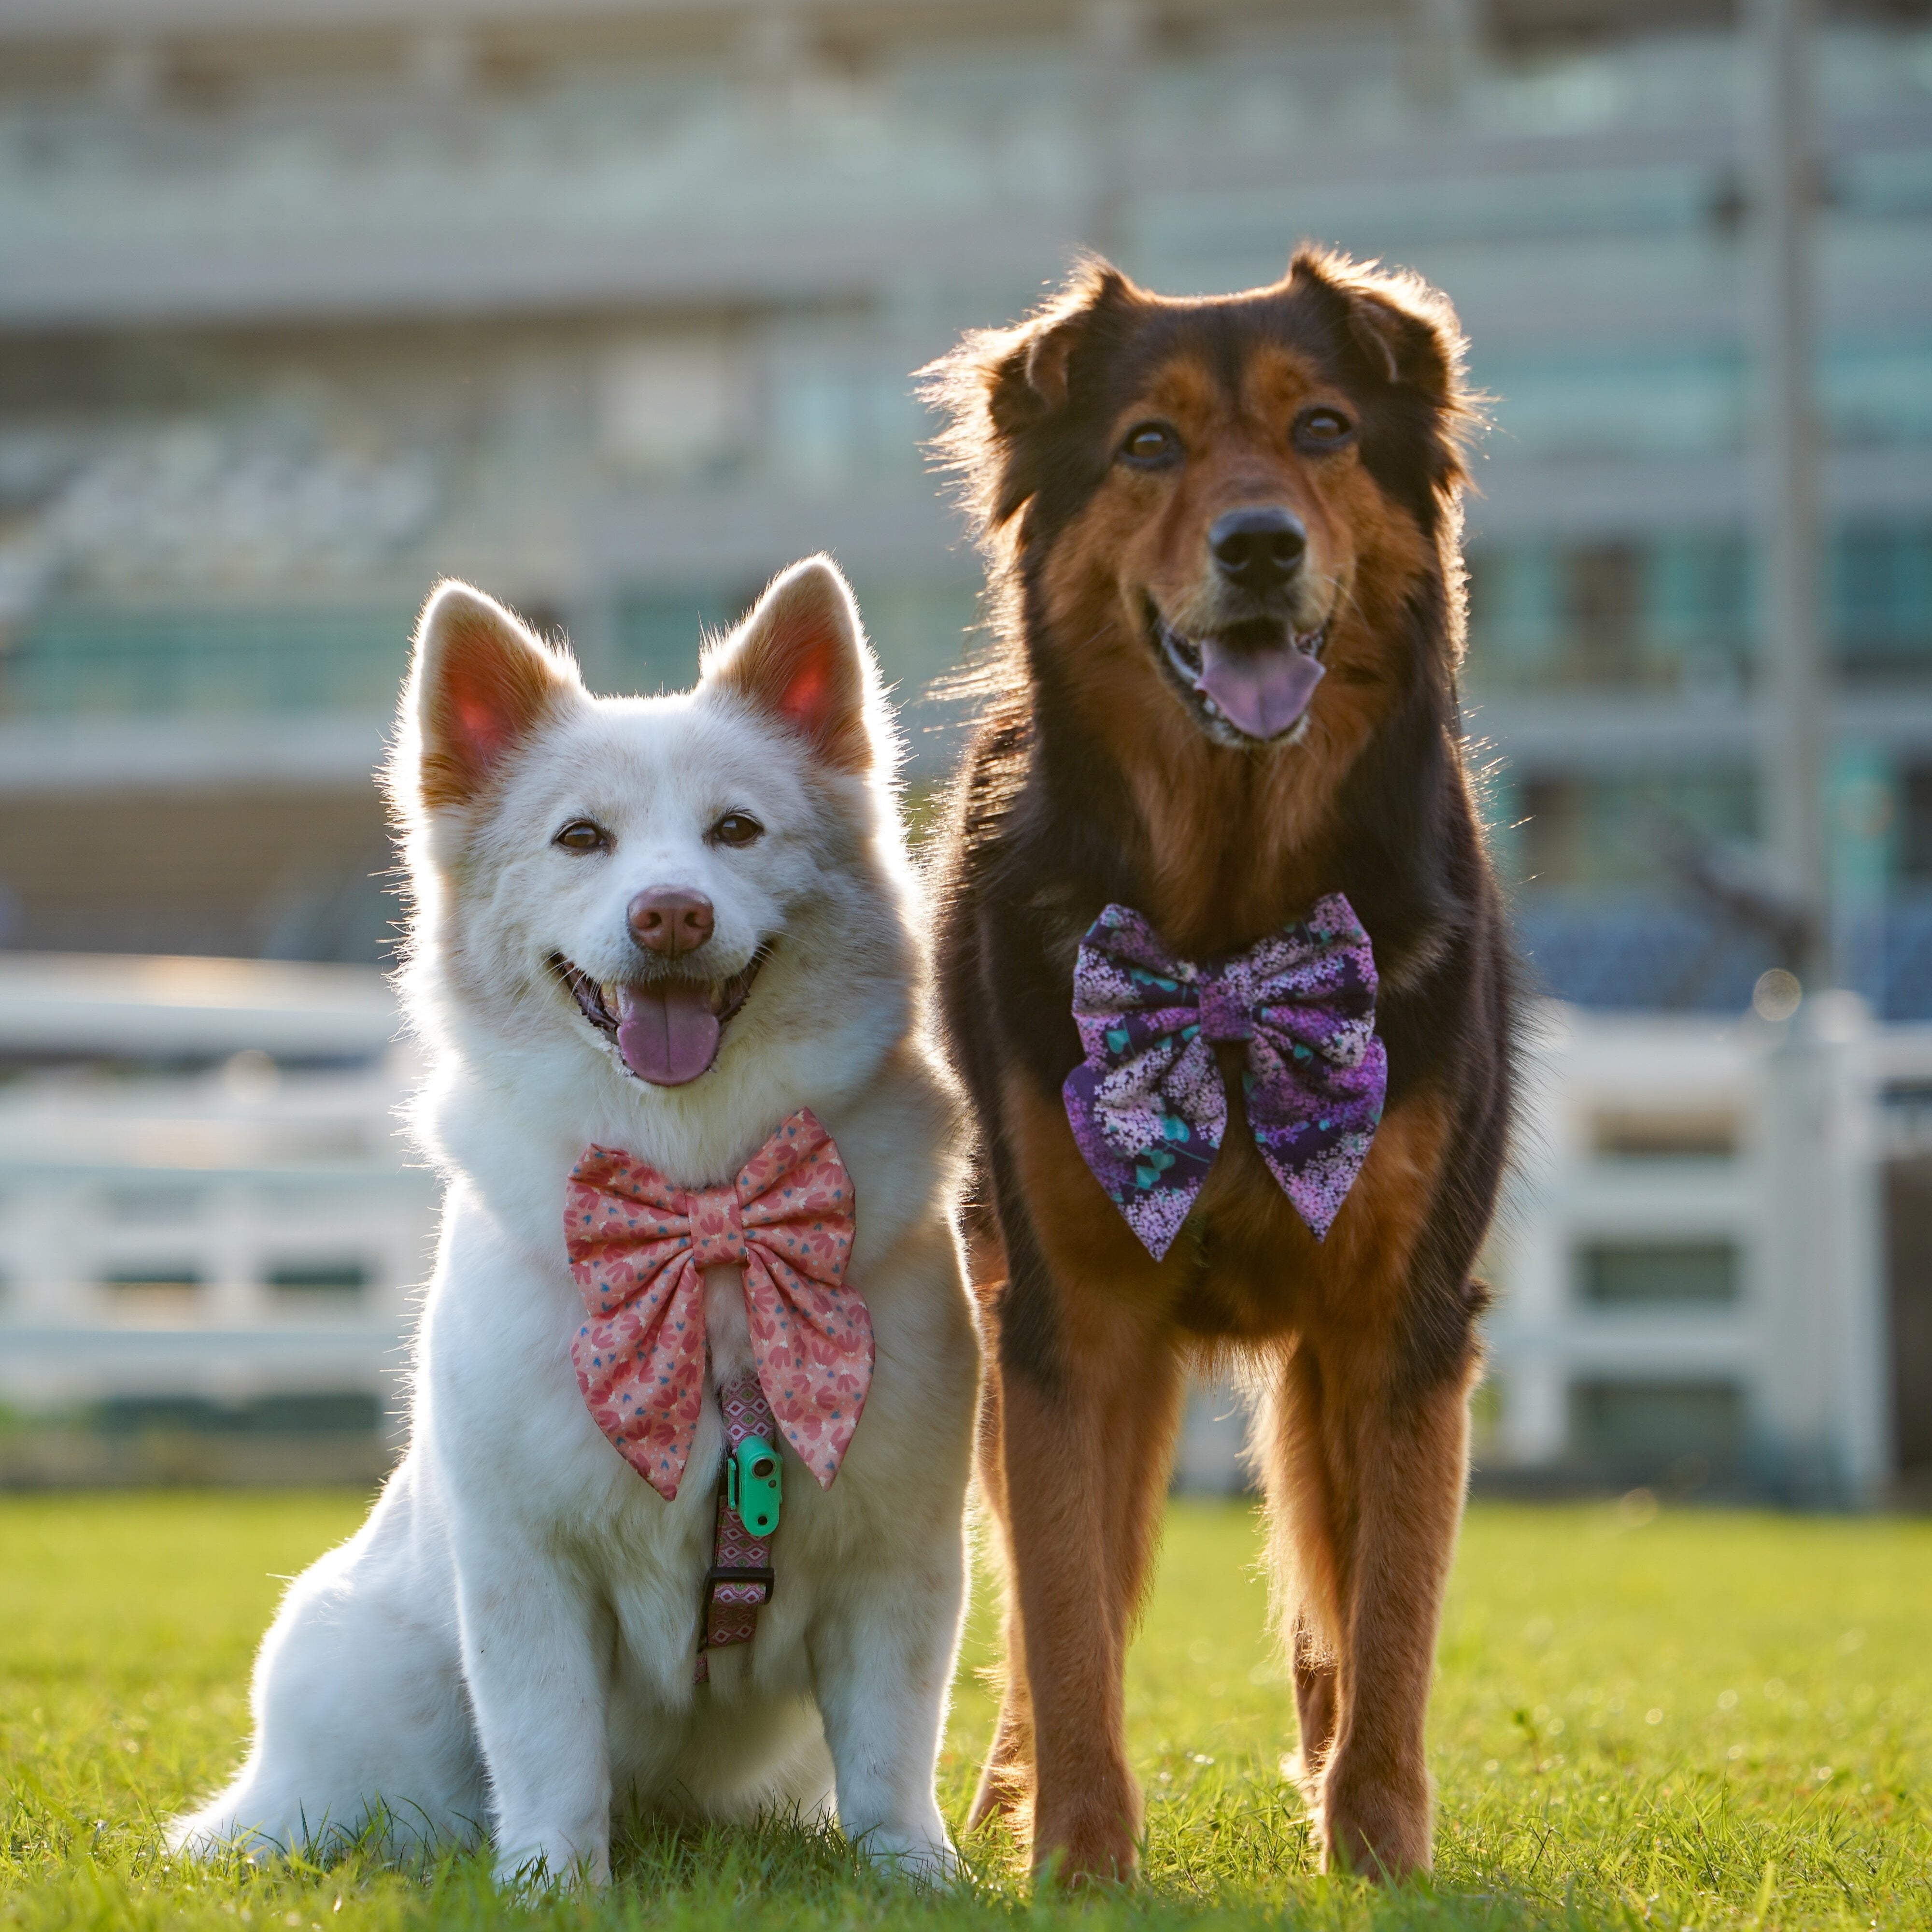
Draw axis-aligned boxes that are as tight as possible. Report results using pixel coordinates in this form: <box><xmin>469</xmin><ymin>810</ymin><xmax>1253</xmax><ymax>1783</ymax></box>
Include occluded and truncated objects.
<box><xmin>711</xmin><ymin>811</ymin><xmax>764</xmax><ymax>849</ymax></box>
<box><xmin>554</xmin><ymin>818</ymin><xmax>610</xmax><ymax>854</ymax></box>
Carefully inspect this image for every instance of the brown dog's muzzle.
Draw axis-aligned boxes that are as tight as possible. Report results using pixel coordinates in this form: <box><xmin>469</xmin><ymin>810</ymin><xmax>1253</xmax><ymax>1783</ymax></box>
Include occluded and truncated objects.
<box><xmin>1148</xmin><ymin>501</ymin><xmax>1334</xmax><ymax>745</ymax></box>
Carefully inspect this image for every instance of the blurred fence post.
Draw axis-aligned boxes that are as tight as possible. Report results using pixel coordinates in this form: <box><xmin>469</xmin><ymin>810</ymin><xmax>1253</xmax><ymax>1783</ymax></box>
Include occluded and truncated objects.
<box><xmin>1758</xmin><ymin>995</ymin><xmax>1890</xmax><ymax>1503</ymax></box>
<box><xmin>1826</xmin><ymin>1005</ymin><xmax>1892</xmax><ymax>1501</ymax></box>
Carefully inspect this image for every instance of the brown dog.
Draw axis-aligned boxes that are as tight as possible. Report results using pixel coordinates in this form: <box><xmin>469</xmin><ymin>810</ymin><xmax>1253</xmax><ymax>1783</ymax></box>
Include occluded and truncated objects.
<box><xmin>923</xmin><ymin>249</ymin><xmax>1514</xmax><ymax>1885</ymax></box>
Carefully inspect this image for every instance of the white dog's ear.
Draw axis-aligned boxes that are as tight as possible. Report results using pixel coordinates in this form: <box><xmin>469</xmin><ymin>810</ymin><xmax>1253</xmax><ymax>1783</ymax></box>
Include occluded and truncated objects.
<box><xmin>709</xmin><ymin>555</ymin><xmax>875</xmax><ymax>774</ymax></box>
<box><xmin>408</xmin><ymin>581</ymin><xmax>579</xmax><ymax>808</ymax></box>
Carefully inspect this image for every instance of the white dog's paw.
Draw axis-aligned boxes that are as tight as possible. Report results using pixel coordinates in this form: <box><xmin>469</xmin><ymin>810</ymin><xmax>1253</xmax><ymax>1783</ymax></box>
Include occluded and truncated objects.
<box><xmin>165</xmin><ymin>1821</ymin><xmax>227</xmax><ymax>1862</ymax></box>
<box><xmin>491</xmin><ymin>1836</ymin><xmax>610</xmax><ymax>1891</ymax></box>
<box><xmin>852</xmin><ymin>1821</ymin><xmax>959</xmax><ymax>1886</ymax></box>
<box><xmin>165</xmin><ymin>1811</ymin><xmax>280</xmax><ymax>1864</ymax></box>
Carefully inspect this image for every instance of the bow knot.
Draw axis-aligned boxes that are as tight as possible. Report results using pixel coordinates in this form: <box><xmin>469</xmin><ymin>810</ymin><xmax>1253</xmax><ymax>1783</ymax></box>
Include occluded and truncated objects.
<box><xmin>1197</xmin><ymin>978</ymin><xmax>1254</xmax><ymax>1045</ymax></box>
<box><xmin>563</xmin><ymin>1108</ymin><xmax>870</xmax><ymax>1500</ymax></box>
<box><xmin>687</xmin><ymin>1184</ymin><xmax>747</xmax><ymax>1268</ymax></box>
<box><xmin>1062</xmin><ymin>894</ymin><xmax>1387</xmax><ymax>1260</ymax></box>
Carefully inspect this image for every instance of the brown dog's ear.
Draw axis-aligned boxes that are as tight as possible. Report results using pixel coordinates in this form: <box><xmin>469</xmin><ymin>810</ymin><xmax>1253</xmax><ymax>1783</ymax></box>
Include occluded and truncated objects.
<box><xmin>1290</xmin><ymin>246</ymin><xmax>1463</xmax><ymax>407</ymax></box>
<box><xmin>984</xmin><ymin>258</ymin><xmax>1133</xmax><ymax>435</ymax></box>
<box><xmin>409</xmin><ymin>581</ymin><xmax>580</xmax><ymax>809</ymax></box>
<box><xmin>707</xmin><ymin>555</ymin><xmax>876</xmax><ymax>775</ymax></box>
<box><xmin>922</xmin><ymin>258</ymin><xmax>1138</xmax><ymax>533</ymax></box>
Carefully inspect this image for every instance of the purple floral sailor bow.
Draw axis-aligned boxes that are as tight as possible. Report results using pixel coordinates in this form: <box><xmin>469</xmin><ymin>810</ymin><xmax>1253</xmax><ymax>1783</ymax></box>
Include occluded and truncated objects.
<box><xmin>1062</xmin><ymin>893</ymin><xmax>1387</xmax><ymax>1260</ymax></box>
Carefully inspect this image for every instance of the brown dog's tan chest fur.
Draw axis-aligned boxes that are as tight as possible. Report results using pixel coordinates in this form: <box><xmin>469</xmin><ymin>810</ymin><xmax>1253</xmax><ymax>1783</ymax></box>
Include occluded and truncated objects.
<box><xmin>1001</xmin><ymin>1066</ymin><xmax>1450</xmax><ymax>1349</ymax></box>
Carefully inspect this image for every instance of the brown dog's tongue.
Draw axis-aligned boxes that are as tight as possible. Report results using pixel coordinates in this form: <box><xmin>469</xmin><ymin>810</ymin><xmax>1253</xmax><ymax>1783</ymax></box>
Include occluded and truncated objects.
<box><xmin>615</xmin><ymin>982</ymin><xmax>720</xmax><ymax>1087</ymax></box>
<box><xmin>1195</xmin><ymin>637</ymin><xmax>1325</xmax><ymax>740</ymax></box>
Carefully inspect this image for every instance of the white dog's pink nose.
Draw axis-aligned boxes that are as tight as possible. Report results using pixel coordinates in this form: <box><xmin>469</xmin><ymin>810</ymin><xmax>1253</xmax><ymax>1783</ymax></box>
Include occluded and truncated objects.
<box><xmin>628</xmin><ymin>888</ymin><xmax>714</xmax><ymax>958</ymax></box>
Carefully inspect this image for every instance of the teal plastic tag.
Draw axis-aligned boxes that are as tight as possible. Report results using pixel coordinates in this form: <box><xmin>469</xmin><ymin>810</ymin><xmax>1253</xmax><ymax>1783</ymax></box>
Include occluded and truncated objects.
<box><xmin>728</xmin><ymin>1436</ymin><xmax>782</xmax><ymax>1537</ymax></box>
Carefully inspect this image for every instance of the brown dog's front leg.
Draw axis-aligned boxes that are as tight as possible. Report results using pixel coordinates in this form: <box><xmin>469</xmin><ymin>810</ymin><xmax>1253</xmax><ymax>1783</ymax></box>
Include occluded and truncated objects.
<box><xmin>966</xmin><ymin>1598</ymin><xmax>1035</xmax><ymax>1832</ymax></box>
<box><xmin>999</xmin><ymin>1302</ymin><xmax>1182</xmax><ymax>1886</ymax></box>
<box><xmin>1255</xmin><ymin>1343</ymin><xmax>1346</xmax><ymax>1799</ymax></box>
<box><xmin>1309</xmin><ymin>1346</ymin><xmax>1477</xmax><ymax>1880</ymax></box>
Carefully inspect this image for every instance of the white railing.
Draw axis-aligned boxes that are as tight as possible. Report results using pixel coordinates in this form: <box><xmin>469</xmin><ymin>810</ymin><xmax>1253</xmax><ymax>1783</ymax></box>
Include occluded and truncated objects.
<box><xmin>1</xmin><ymin>958</ymin><xmax>1916</xmax><ymax>1498</ymax></box>
<box><xmin>1482</xmin><ymin>997</ymin><xmax>1923</xmax><ymax>1501</ymax></box>
<box><xmin>0</xmin><ymin>956</ymin><xmax>434</xmax><ymax>1458</ymax></box>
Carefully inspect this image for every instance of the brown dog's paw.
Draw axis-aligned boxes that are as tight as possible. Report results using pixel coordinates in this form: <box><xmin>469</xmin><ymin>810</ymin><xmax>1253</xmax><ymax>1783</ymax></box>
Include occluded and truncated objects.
<box><xmin>1031</xmin><ymin>1796</ymin><xmax>1140</xmax><ymax>1889</ymax></box>
<box><xmin>1317</xmin><ymin>1770</ymin><xmax>1431</xmax><ymax>1882</ymax></box>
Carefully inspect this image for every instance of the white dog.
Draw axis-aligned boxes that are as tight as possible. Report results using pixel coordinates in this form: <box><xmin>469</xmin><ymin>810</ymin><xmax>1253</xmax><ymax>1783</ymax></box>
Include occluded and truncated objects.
<box><xmin>170</xmin><ymin>558</ymin><xmax>979</xmax><ymax>1885</ymax></box>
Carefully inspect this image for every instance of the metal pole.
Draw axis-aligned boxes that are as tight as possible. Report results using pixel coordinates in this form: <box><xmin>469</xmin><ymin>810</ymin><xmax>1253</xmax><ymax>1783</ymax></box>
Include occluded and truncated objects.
<box><xmin>1747</xmin><ymin>0</ymin><xmax>1890</xmax><ymax>1503</ymax></box>
<box><xmin>1749</xmin><ymin>0</ymin><xmax>1829</xmax><ymax>988</ymax></box>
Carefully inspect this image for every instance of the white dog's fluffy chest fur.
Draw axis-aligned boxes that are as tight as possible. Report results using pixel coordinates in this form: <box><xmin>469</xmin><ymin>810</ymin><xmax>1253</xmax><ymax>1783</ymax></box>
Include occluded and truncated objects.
<box><xmin>170</xmin><ymin>562</ymin><xmax>979</xmax><ymax>1886</ymax></box>
<box><xmin>421</xmin><ymin>1052</ymin><xmax>959</xmax><ymax>1708</ymax></box>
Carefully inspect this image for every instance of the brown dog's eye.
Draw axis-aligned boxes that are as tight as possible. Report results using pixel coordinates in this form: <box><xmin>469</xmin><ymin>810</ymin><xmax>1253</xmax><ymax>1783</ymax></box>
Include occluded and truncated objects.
<box><xmin>1295</xmin><ymin>408</ymin><xmax>1354</xmax><ymax>451</ymax></box>
<box><xmin>1121</xmin><ymin>421</ymin><xmax>1180</xmax><ymax>469</ymax></box>
<box><xmin>711</xmin><ymin>812</ymin><xmax>764</xmax><ymax>849</ymax></box>
<box><xmin>554</xmin><ymin>819</ymin><xmax>610</xmax><ymax>853</ymax></box>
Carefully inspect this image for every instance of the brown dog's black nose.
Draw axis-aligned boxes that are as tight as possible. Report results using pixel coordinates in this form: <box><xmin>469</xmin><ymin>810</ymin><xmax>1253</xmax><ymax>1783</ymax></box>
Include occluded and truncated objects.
<box><xmin>1210</xmin><ymin>507</ymin><xmax>1307</xmax><ymax>591</ymax></box>
<box><xmin>628</xmin><ymin>888</ymin><xmax>714</xmax><ymax>957</ymax></box>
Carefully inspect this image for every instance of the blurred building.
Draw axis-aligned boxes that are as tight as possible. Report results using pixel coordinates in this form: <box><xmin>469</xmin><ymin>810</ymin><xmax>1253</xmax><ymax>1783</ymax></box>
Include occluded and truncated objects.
<box><xmin>0</xmin><ymin>0</ymin><xmax>1926</xmax><ymax>978</ymax></box>
<box><xmin>0</xmin><ymin>0</ymin><xmax>1929</xmax><ymax>1493</ymax></box>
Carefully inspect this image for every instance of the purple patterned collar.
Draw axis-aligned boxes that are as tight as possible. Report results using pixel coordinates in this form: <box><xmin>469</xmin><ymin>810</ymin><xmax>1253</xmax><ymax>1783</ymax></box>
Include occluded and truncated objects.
<box><xmin>1061</xmin><ymin>894</ymin><xmax>1387</xmax><ymax>1260</ymax></box>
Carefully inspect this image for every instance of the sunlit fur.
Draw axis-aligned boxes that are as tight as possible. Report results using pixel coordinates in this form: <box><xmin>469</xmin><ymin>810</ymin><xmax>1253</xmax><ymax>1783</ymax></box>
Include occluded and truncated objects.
<box><xmin>922</xmin><ymin>251</ymin><xmax>1514</xmax><ymax>1886</ymax></box>
<box><xmin>169</xmin><ymin>557</ymin><xmax>979</xmax><ymax>1887</ymax></box>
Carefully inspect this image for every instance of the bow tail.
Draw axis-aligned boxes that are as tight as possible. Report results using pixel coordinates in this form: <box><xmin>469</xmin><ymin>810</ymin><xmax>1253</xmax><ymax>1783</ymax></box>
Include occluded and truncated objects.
<box><xmin>1244</xmin><ymin>1031</ymin><xmax>1387</xmax><ymax>1243</ymax></box>
<box><xmin>570</xmin><ymin>1250</ymin><xmax>710</xmax><ymax>1500</ymax></box>
<box><xmin>741</xmin><ymin>1247</ymin><xmax>874</xmax><ymax>1490</ymax></box>
<box><xmin>1063</xmin><ymin>1036</ymin><xmax>1227</xmax><ymax>1263</ymax></box>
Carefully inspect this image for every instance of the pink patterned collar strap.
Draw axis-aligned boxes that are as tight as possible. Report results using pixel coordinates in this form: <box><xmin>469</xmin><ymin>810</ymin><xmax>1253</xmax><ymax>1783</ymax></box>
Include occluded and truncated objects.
<box><xmin>564</xmin><ymin>1107</ymin><xmax>870</xmax><ymax>1501</ymax></box>
<box><xmin>693</xmin><ymin>1369</ymin><xmax>779</xmax><ymax>1684</ymax></box>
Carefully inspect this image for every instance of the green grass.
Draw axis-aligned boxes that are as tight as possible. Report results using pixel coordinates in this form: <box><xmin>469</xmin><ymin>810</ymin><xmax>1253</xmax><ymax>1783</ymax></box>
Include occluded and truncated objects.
<box><xmin>3</xmin><ymin>1493</ymin><xmax>1929</xmax><ymax>1930</ymax></box>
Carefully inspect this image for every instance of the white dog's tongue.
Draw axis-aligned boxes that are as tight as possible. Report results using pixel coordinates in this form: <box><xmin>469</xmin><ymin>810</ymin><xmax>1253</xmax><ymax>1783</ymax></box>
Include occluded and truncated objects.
<box><xmin>1195</xmin><ymin>637</ymin><xmax>1325</xmax><ymax>740</ymax></box>
<box><xmin>616</xmin><ymin>982</ymin><xmax>720</xmax><ymax>1087</ymax></box>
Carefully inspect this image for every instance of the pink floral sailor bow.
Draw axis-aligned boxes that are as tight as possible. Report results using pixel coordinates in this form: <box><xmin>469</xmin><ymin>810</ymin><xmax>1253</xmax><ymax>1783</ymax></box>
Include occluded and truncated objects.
<box><xmin>564</xmin><ymin>1108</ymin><xmax>871</xmax><ymax>1500</ymax></box>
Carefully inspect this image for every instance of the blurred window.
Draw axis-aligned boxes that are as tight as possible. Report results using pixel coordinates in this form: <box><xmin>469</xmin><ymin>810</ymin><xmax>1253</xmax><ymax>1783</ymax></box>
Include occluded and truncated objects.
<box><xmin>1577</xmin><ymin>1240</ymin><xmax>1739</xmax><ymax>1306</ymax></box>
<box><xmin>1833</xmin><ymin>524</ymin><xmax>1932</xmax><ymax>675</ymax></box>
<box><xmin>1</xmin><ymin>607</ymin><xmax>412</xmax><ymax>718</ymax></box>
<box><xmin>767</xmin><ymin>344</ymin><xmax>931</xmax><ymax>487</ymax></box>
<box><xmin>1514</xmin><ymin>770</ymin><xmax>1756</xmax><ymax>890</ymax></box>
<box><xmin>98</xmin><ymin>1268</ymin><xmax>202</xmax><ymax>1316</ymax></box>
<box><xmin>1476</xmin><ymin>346</ymin><xmax>1742</xmax><ymax>458</ymax></box>
<box><xmin>1900</xmin><ymin>767</ymin><xmax>1932</xmax><ymax>882</ymax></box>
<box><xmin>103</xmin><ymin>1184</ymin><xmax>206</xmax><ymax>1225</ymax></box>
<box><xmin>1569</xmin><ymin>1378</ymin><xmax>1745</xmax><ymax>1486</ymax></box>
<box><xmin>1472</xmin><ymin>526</ymin><xmax>1932</xmax><ymax>692</ymax></box>
<box><xmin>597</xmin><ymin>340</ymin><xmax>751</xmax><ymax>479</ymax></box>
<box><xmin>96</xmin><ymin>1392</ymin><xmax>381</xmax><ymax>1435</ymax></box>
<box><xmin>1591</xmin><ymin>1111</ymin><xmax>1737</xmax><ymax>1158</ymax></box>
<box><xmin>1514</xmin><ymin>897</ymin><xmax>1780</xmax><ymax>1013</ymax></box>
<box><xmin>99</xmin><ymin>1267</ymin><xmax>201</xmax><ymax>1293</ymax></box>
<box><xmin>265</xmin><ymin>1262</ymin><xmax>367</xmax><ymax>1300</ymax></box>
<box><xmin>1467</xmin><ymin>534</ymin><xmax>1749</xmax><ymax>693</ymax></box>
<box><xmin>1823</xmin><ymin>342</ymin><xmax>1932</xmax><ymax>450</ymax></box>
<box><xmin>607</xmin><ymin>587</ymin><xmax>738</xmax><ymax>696</ymax></box>
<box><xmin>1566</xmin><ymin>542</ymin><xmax>1644</xmax><ymax>682</ymax></box>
